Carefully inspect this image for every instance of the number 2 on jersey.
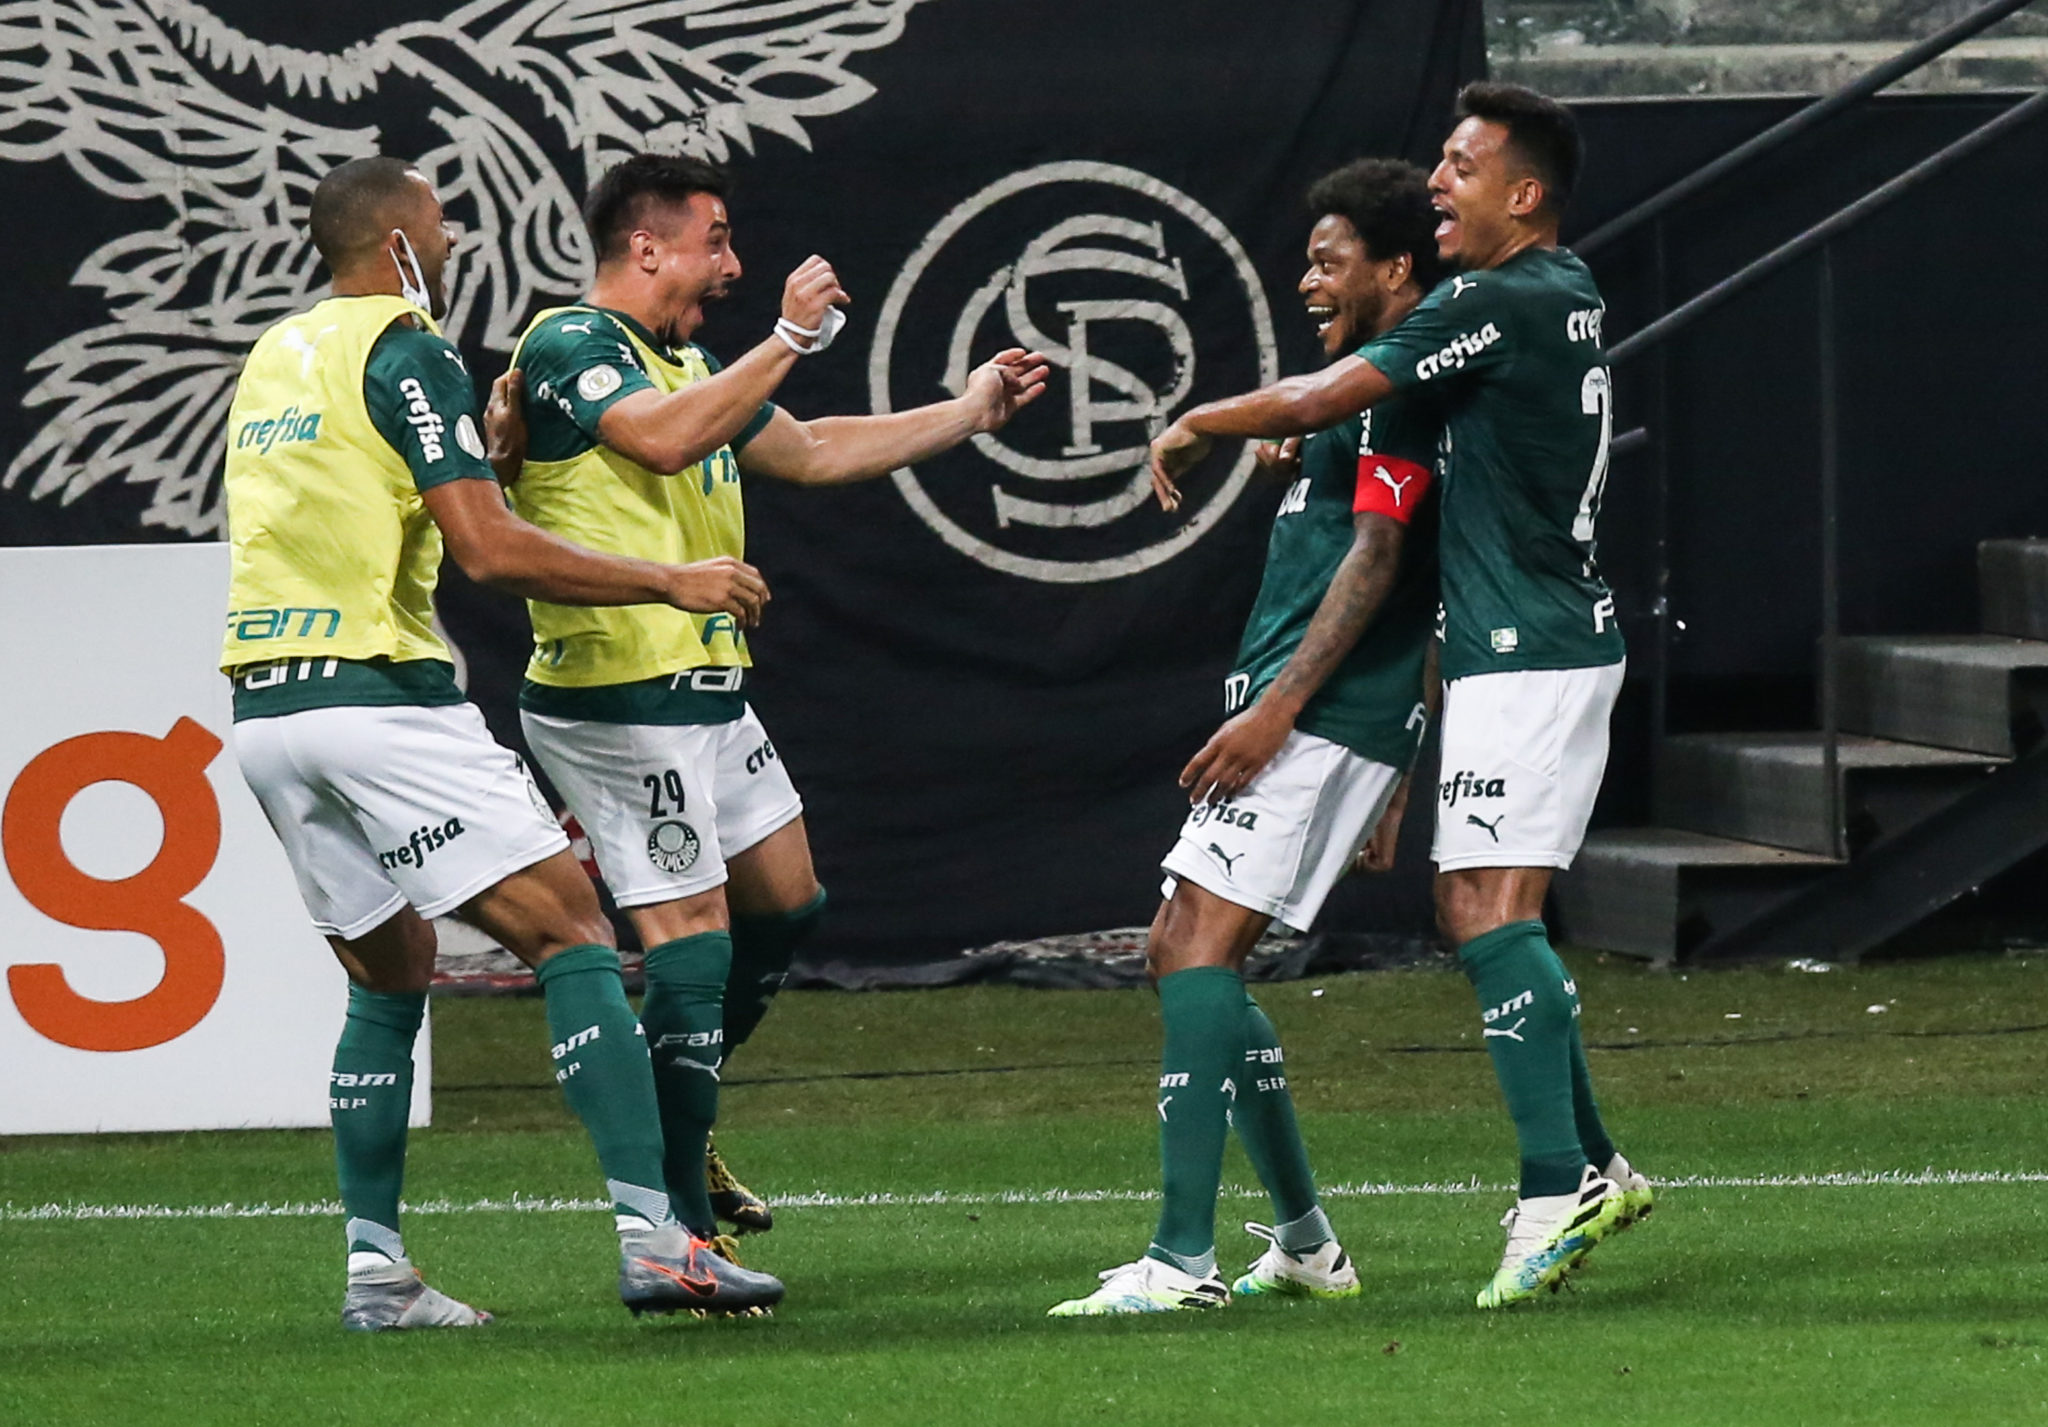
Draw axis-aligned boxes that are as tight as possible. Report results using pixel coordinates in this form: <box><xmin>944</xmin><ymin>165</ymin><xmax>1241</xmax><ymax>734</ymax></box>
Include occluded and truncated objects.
<box><xmin>1574</xmin><ymin>366</ymin><xmax>1613</xmax><ymax>544</ymax></box>
<box><xmin>644</xmin><ymin>768</ymin><xmax>688</xmax><ymax>818</ymax></box>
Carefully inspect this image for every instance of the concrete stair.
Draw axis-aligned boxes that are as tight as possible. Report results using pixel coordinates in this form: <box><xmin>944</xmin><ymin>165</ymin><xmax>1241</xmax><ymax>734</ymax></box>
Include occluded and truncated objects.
<box><xmin>1655</xmin><ymin>731</ymin><xmax>2001</xmax><ymax>856</ymax></box>
<box><xmin>1556</xmin><ymin>536</ymin><xmax>2048</xmax><ymax>961</ymax></box>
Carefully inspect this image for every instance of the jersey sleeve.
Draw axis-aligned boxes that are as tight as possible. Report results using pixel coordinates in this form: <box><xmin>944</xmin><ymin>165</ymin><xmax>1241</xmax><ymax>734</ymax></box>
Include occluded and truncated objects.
<box><xmin>1354</xmin><ymin>272</ymin><xmax>1512</xmax><ymax>395</ymax></box>
<box><xmin>690</xmin><ymin>343</ymin><xmax>777</xmax><ymax>450</ymax></box>
<box><xmin>362</xmin><ymin>324</ymin><xmax>499</xmax><ymax>492</ymax></box>
<box><xmin>519</xmin><ymin>312</ymin><xmax>658</xmax><ymax>443</ymax></box>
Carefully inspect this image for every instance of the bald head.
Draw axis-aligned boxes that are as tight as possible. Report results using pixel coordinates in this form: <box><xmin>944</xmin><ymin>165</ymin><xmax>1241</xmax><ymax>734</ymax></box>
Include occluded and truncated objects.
<box><xmin>310</xmin><ymin>157</ymin><xmax>431</xmax><ymax>274</ymax></box>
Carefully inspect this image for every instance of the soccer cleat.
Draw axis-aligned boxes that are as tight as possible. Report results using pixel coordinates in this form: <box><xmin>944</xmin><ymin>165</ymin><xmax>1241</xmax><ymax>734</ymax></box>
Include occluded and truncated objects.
<box><xmin>340</xmin><ymin>1258</ymin><xmax>492</xmax><ymax>1332</ymax></box>
<box><xmin>1047</xmin><ymin>1256</ymin><xmax>1230</xmax><ymax>1317</ymax></box>
<box><xmin>1602</xmin><ymin>1152</ymin><xmax>1655</xmax><ymax>1231</ymax></box>
<box><xmin>706</xmin><ymin>1134</ymin><xmax>774</xmax><ymax>1235</ymax></box>
<box><xmin>619</xmin><ymin>1222</ymin><xmax>785</xmax><ymax>1317</ymax></box>
<box><xmin>1474</xmin><ymin>1165</ymin><xmax>1627</xmax><ymax>1310</ymax></box>
<box><xmin>1231</xmin><ymin>1222</ymin><xmax>1362</xmax><ymax>1299</ymax></box>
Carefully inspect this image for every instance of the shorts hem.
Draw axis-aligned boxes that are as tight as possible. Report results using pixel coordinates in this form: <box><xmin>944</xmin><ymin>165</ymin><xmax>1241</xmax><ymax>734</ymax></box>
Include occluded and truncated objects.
<box><xmin>410</xmin><ymin>830</ymin><xmax>572</xmax><ymax>921</ymax></box>
<box><xmin>609</xmin><ymin>872</ymin><xmax>730</xmax><ymax>909</ymax></box>
<box><xmin>1159</xmin><ymin>847</ymin><xmax>1288</xmax><ymax>922</ymax></box>
<box><xmin>317</xmin><ymin>891</ymin><xmax>410</xmax><ymax>943</ymax></box>
<box><xmin>1432</xmin><ymin>850</ymin><xmax>1575</xmax><ymax>873</ymax></box>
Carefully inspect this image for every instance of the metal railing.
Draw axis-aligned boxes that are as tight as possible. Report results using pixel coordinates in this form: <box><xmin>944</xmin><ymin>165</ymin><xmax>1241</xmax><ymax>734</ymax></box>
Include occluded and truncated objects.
<box><xmin>1590</xmin><ymin>25</ymin><xmax>2048</xmax><ymax>860</ymax></box>
<box><xmin>1575</xmin><ymin>0</ymin><xmax>2040</xmax><ymax>260</ymax></box>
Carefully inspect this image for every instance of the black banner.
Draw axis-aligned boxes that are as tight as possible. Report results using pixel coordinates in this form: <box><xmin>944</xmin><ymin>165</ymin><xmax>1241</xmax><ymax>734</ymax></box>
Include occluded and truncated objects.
<box><xmin>0</xmin><ymin>1</ymin><xmax>1483</xmax><ymax>962</ymax></box>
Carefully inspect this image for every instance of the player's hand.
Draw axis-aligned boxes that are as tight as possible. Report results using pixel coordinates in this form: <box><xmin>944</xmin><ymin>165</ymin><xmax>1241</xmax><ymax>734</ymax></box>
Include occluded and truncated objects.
<box><xmin>485</xmin><ymin>369</ymin><xmax>527</xmax><ymax>486</ymax></box>
<box><xmin>1149</xmin><ymin>421</ymin><xmax>1212</xmax><ymax>512</ymax></box>
<box><xmin>781</xmin><ymin>255</ymin><xmax>849</xmax><ymax>335</ymax></box>
<box><xmin>666</xmin><ymin>556</ymin><xmax>770</xmax><ymax>627</ymax></box>
<box><xmin>962</xmin><ymin>348</ymin><xmax>1052</xmax><ymax>433</ymax></box>
<box><xmin>1254</xmin><ymin>437</ymin><xmax>1303</xmax><ymax>481</ymax></box>
<box><xmin>1180</xmin><ymin>701</ymin><xmax>1293</xmax><ymax>805</ymax></box>
<box><xmin>1354</xmin><ymin>773</ymin><xmax>1411</xmax><ymax>873</ymax></box>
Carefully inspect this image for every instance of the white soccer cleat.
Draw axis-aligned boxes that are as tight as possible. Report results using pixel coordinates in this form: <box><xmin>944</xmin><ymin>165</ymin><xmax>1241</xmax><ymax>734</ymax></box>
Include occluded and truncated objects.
<box><xmin>1474</xmin><ymin>1165</ymin><xmax>1626</xmax><ymax>1309</ymax></box>
<box><xmin>1047</xmin><ymin>1256</ymin><xmax>1230</xmax><ymax>1317</ymax></box>
<box><xmin>1602</xmin><ymin>1152</ymin><xmax>1655</xmax><ymax>1231</ymax></box>
<box><xmin>341</xmin><ymin>1258</ymin><xmax>492</xmax><ymax>1332</ymax></box>
<box><xmin>1231</xmin><ymin>1222</ymin><xmax>1362</xmax><ymax>1299</ymax></box>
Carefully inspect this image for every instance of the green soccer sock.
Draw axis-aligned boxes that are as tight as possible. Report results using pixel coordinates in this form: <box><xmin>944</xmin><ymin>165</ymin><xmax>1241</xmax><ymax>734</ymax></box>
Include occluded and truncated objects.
<box><xmin>724</xmin><ymin>888</ymin><xmax>825</xmax><ymax>1055</ymax></box>
<box><xmin>1147</xmin><ymin>966</ymin><xmax>1248</xmax><ymax>1276</ymax></box>
<box><xmin>330</xmin><ymin>984</ymin><xmax>423</xmax><ymax>1264</ymax></box>
<box><xmin>534</xmin><ymin>944</ymin><xmax>674</xmax><ymax>1230</ymax></box>
<box><xmin>1233</xmin><ymin>994</ymin><xmax>1328</xmax><ymax>1248</ymax></box>
<box><xmin>1568</xmin><ymin>1018</ymin><xmax>1619</xmax><ymax>1170</ymax></box>
<box><xmin>1459</xmin><ymin>920</ymin><xmax>1589</xmax><ymax>1198</ymax></box>
<box><xmin>640</xmin><ymin>931</ymin><xmax>732</xmax><ymax>1235</ymax></box>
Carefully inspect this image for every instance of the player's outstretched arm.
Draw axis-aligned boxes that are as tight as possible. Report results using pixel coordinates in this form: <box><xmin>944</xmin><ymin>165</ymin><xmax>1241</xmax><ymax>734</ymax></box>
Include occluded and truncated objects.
<box><xmin>1150</xmin><ymin>357</ymin><xmax>1395</xmax><ymax>511</ymax></box>
<box><xmin>736</xmin><ymin>349</ymin><xmax>1050</xmax><ymax>485</ymax></box>
<box><xmin>596</xmin><ymin>256</ymin><xmax>849</xmax><ymax>476</ymax></box>
<box><xmin>1180</xmin><ymin>511</ymin><xmax>1408</xmax><ymax>805</ymax></box>
<box><xmin>424</xmin><ymin>450</ymin><xmax>769</xmax><ymax>625</ymax></box>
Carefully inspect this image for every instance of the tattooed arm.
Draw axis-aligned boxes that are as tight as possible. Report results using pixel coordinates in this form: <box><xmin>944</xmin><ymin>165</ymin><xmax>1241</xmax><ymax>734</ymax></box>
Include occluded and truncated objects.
<box><xmin>1179</xmin><ymin>512</ymin><xmax>1407</xmax><ymax>804</ymax></box>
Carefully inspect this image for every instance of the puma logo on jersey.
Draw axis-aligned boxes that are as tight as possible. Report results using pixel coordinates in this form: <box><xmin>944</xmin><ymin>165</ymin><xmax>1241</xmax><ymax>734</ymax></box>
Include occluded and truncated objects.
<box><xmin>1207</xmin><ymin>843</ymin><xmax>1243</xmax><ymax>874</ymax></box>
<box><xmin>1483</xmin><ymin>1016</ymin><xmax>1527</xmax><ymax>1042</ymax></box>
<box><xmin>1467</xmin><ymin>813</ymin><xmax>1504</xmax><ymax>841</ymax></box>
<box><xmin>279</xmin><ymin>323</ymin><xmax>338</xmax><ymax>377</ymax></box>
<box><xmin>558</xmin><ymin>320</ymin><xmax>595</xmax><ymax>334</ymax></box>
<box><xmin>1450</xmin><ymin>275</ymin><xmax>1481</xmax><ymax>300</ymax></box>
<box><xmin>1370</xmin><ymin>464</ymin><xmax>1416</xmax><ymax>506</ymax></box>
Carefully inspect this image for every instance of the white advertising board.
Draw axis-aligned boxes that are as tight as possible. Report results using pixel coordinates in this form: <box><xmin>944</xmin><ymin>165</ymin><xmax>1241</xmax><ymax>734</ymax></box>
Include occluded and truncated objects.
<box><xmin>0</xmin><ymin>544</ymin><xmax>430</xmax><ymax>1133</ymax></box>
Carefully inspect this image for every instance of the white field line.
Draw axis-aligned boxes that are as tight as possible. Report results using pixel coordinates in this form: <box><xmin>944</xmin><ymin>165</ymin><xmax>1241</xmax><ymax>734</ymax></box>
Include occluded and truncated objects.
<box><xmin>3</xmin><ymin>1169</ymin><xmax>2043</xmax><ymax>1224</ymax></box>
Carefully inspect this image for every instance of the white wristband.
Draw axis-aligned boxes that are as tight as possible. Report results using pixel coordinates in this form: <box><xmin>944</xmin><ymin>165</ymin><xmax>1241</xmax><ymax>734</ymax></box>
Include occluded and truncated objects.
<box><xmin>773</xmin><ymin>305</ymin><xmax>846</xmax><ymax>356</ymax></box>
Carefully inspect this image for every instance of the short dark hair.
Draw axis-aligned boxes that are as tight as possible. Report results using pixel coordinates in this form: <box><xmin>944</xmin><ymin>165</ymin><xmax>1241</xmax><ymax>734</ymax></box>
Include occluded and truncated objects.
<box><xmin>309</xmin><ymin>156</ymin><xmax>424</xmax><ymax>271</ymax></box>
<box><xmin>1304</xmin><ymin>158</ymin><xmax>1447</xmax><ymax>291</ymax></box>
<box><xmin>1455</xmin><ymin>81</ymin><xmax>1583</xmax><ymax>214</ymax></box>
<box><xmin>583</xmin><ymin>154</ymin><xmax>731</xmax><ymax>264</ymax></box>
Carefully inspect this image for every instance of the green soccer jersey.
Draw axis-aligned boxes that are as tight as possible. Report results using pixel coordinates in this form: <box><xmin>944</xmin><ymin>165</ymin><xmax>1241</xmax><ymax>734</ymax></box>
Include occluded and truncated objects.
<box><xmin>1228</xmin><ymin>394</ymin><xmax>1441</xmax><ymax>769</ymax></box>
<box><xmin>517</xmin><ymin>307</ymin><xmax>777</xmax><ymax>464</ymax></box>
<box><xmin>1355</xmin><ymin>248</ymin><xmax>1624</xmax><ymax>681</ymax></box>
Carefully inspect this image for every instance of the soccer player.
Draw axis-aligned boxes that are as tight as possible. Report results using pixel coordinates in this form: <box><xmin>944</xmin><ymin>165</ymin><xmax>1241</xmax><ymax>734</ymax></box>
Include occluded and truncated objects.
<box><xmin>222</xmin><ymin>156</ymin><xmax>785</xmax><ymax>1329</ymax></box>
<box><xmin>1148</xmin><ymin>83</ymin><xmax>1654</xmax><ymax>1310</ymax></box>
<box><xmin>1048</xmin><ymin>160</ymin><xmax>1446</xmax><ymax>1316</ymax></box>
<box><xmin>506</xmin><ymin>154</ymin><xmax>1047</xmax><ymax>1243</ymax></box>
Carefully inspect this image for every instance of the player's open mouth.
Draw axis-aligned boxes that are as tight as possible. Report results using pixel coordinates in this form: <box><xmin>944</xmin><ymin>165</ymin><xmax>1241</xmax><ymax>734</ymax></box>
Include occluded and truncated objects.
<box><xmin>1307</xmin><ymin>304</ymin><xmax>1337</xmax><ymax>338</ymax></box>
<box><xmin>1433</xmin><ymin>201</ymin><xmax>1457</xmax><ymax>241</ymax></box>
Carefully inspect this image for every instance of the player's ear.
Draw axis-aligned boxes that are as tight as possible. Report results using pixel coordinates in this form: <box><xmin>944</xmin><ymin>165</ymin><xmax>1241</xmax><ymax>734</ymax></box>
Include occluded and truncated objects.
<box><xmin>1384</xmin><ymin>252</ymin><xmax>1412</xmax><ymax>293</ymax></box>
<box><xmin>1508</xmin><ymin>176</ymin><xmax>1546</xmax><ymax>220</ymax></box>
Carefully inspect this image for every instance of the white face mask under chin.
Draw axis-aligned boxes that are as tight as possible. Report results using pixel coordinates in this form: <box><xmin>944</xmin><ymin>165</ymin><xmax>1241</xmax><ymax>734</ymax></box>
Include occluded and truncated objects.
<box><xmin>390</xmin><ymin>231</ymin><xmax>433</xmax><ymax>314</ymax></box>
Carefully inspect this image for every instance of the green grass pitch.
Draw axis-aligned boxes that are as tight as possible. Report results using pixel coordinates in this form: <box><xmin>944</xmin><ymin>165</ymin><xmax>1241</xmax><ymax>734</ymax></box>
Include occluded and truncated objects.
<box><xmin>3</xmin><ymin>951</ymin><xmax>2044</xmax><ymax>1425</ymax></box>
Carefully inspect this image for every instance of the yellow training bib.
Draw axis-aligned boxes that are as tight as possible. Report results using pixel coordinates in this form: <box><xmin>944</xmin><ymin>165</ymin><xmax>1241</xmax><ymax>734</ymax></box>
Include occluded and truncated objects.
<box><xmin>509</xmin><ymin>307</ymin><xmax>748</xmax><ymax>687</ymax></box>
<box><xmin>220</xmin><ymin>295</ymin><xmax>452</xmax><ymax>672</ymax></box>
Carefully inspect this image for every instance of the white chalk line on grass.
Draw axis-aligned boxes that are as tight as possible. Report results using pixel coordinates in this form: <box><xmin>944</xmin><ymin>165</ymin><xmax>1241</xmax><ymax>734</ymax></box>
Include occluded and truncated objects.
<box><xmin>4</xmin><ymin>1169</ymin><xmax>2044</xmax><ymax>1224</ymax></box>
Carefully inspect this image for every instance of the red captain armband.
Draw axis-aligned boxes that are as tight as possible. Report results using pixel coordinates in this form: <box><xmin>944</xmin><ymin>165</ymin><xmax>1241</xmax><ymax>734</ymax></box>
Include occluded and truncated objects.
<box><xmin>1353</xmin><ymin>453</ymin><xmax>1433</xmax><ymax>523</ymax></box>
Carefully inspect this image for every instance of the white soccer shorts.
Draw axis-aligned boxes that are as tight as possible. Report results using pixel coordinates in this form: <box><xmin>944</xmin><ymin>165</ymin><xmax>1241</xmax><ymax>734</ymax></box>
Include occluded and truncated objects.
<box><xmin>1430</xmin><ymin>659</ymin><xmax>1626</xmax><ymax>873</ymax></box>
<box><xmin>234</xmin><ymin>701</ymin><xmax>570</xmax><ymax>940</ymax></box>
<box><xmin>520</xmin><ymin>704</ymin><xmax>803</xmax><ymax>908</ymax></box>
<box><xmin>1158</xmin><ymin>729</ymin><xmax>1403</xmax><ymax>933</ymax></box>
